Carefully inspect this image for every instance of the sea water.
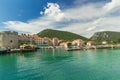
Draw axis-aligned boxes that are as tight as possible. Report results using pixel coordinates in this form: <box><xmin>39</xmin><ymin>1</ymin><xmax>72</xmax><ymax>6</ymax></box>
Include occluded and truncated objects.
<box><xmin>0</xmin><ymin>48</ymin><xmax>120</xmax><ymax>80</ymax></box>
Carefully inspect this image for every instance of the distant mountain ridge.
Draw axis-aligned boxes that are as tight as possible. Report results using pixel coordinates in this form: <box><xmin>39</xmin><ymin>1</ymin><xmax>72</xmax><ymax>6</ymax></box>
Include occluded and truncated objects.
<box><xmin>37</xmin><ymin>29</ymin><xmax>88</xmax><ymax>41</ymax></box>
<box><xmin>90</xmin><ymin>31</ymin><xmax>120</xmax><ymax>42</ymax></box>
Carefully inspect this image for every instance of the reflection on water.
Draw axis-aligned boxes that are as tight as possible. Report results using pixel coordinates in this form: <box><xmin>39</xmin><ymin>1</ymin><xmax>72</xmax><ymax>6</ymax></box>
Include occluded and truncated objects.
<box><xmin>0</xmin><ymin>49</ymin><xmax>120</xmax><ymax>80</ymax></box>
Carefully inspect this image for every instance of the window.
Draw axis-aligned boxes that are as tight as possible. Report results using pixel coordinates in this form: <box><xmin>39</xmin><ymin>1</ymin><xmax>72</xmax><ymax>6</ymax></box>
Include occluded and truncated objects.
<box><xmin>10</xmin><ymin>40</ymin><xmax>13</xmax><ymax>43</ymax></box>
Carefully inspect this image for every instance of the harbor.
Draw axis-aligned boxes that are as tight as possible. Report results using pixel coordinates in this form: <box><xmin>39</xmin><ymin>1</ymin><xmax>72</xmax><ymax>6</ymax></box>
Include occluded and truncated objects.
<box><xmin>1</xmin><ymin>44</ymin><xmax>120</xmax><ymax>54</ymax></box>
<box><xmin>1</xmin><ymin>31</ymin><xmax>120</xmax><ymax>55</ymax></box>
<box><xmin>0</xmin><ymin>48</ymin><xmax>120</xmax><ymax>80</ymax></box>
<box><xmin>0</xmin><ymin>48</ymin><xmax>36</xmax><ymax>54</ymax></box>
<box><xmin>0</xmin><ymin>44</ymin><xmax>37</xmax><ymax>54</ymax></box>
<box><xmin>1</xmin><ymin>0</ymin><xmax>120</xmax><ymax>80</ymax></box>
<box><xmin>66</xmin><ymin>44</ymin><xmax>120</xmax><ymax>51</ymax></box>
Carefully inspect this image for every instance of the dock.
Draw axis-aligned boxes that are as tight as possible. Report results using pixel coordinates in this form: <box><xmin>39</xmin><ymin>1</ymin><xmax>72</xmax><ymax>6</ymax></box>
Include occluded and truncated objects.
<box><xmin>66</xmin><ymin>44</ymin><xmax>120</xmax><ymax>51</ymax></box>
<box><xmin>0</xmin><ymin>48</ymin><xmax>36</xmax><ymax>54</ymax></box>
<box><xmin>10</xmin><ymin>48</ymin><xmax>36</xmax><ymax>53</ymax></box>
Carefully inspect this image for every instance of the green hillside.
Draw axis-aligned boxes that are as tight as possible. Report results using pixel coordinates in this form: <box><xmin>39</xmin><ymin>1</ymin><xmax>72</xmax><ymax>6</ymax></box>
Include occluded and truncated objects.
<box><xmin>90</xmin><ymin>31</ymin><xmax>120</xmax><ymax>43</ymax></box>
<box><xmin>37</xmin><ymin>29</ymin><xmax>88</xmax><ymax>41</ymax></box>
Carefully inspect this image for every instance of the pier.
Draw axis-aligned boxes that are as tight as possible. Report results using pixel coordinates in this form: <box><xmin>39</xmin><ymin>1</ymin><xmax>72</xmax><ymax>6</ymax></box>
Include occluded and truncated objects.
<box><xmin>66</xmin><ymin>44</ymin><xmax>120</xmax><ymax>51</ymax></box>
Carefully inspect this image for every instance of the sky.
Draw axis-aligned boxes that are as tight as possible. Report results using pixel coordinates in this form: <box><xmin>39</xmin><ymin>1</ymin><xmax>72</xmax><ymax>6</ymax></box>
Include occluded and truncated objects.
<box><xmin>0</xmin><ymin>0</ymin><xmax>120</xmax><ymax>38</ymax></box>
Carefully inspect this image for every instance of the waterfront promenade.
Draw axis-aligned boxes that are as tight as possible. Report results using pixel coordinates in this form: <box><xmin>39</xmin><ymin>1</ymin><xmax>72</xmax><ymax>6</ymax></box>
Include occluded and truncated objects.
<box><xmin>66</xmin><ymin>44</ymin><xmax>120</xmax><ymax>51</ymax></box>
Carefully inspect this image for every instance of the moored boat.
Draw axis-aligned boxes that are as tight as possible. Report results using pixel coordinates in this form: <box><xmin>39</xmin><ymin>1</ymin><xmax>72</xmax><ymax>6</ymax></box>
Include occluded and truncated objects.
<box><xmin>20</xmin><ymin>44</ymin><xmax>36</xmax><ymax>52</ymax></box>
<box><xmin>0</xmin><ymin>47</ymin><xmax>7</xmax><ymax>54</ymax></box>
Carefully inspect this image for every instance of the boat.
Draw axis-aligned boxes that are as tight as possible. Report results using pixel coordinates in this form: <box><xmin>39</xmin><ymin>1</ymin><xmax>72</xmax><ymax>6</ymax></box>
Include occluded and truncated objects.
<box><xmin>65</xmin><ymin>47</ymin><xmax>83</xmax><ymax>51</ymax></box>
<box><xmin>20</xmin><ymin>44</ymin><xmax>36</xmax><ymax>52</ymax></box>
<box><xmin>0</xmin><ymin>47</ymin><xmax>7</xmax><ymax>54</ymax></box>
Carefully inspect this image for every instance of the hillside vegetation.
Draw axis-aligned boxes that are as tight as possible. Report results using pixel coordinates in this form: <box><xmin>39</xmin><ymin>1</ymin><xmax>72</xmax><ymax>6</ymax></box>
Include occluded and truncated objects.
<box><xmin>37</xmin><ymin>29</ymin><xmax>88</xmax><ymax>41</ymax></box>
<box><xmin>90</xmin><ymin>31</ymin><xmax>120</xmax><ymax>43</ymax></box>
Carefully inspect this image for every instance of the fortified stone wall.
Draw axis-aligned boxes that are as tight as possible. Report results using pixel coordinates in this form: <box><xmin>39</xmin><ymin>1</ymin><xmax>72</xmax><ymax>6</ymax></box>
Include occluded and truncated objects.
<box><xmin>0</xmin><ymin>31</ymin><xmax>18</xmax><ymax>49</ymax></box>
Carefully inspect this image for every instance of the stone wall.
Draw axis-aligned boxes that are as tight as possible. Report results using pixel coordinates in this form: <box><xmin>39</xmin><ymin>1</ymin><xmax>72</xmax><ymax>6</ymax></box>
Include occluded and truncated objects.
<box><xmin>0</xmin><ymin>31</ymin><xmax>18</xmax><ymax>49</ymax></box>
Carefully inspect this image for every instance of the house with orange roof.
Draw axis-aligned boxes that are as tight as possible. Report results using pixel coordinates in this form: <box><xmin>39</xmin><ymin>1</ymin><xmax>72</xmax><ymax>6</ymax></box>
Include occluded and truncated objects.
<box><xmin>87</xmin><ymin>41</ymin><xmax>96</xmax><ymax>46</ymax></box>
<box><xmin>19</xmin><ymin>34</ymin><xmax>35</xmax><ymax>44</ymax></box>
<box><xmin>102</xmin><ymin>40</ymin><xmax>108</xmax><ymax>45</ymax></box>
<box><xmin>60</xmin><ymin>42</ymin><xmax>72</xmax><ymax>48</ymax></box>
<box><xmin>72</xmin><ymin>39</ymin><xmax>84</xmax><ymax>47</ymax></box>
<box><xmin>19</xmin><ymin>34</ymin><xmax>61</xmax><ymax>47</ymax></box>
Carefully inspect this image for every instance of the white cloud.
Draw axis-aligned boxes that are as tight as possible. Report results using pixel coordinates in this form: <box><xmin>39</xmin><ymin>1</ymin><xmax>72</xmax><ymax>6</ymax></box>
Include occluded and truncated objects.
<box><xmin>86</xmin><ymin>26</ymin><xmax>96</xmax><ymax>31</ymax></box>
<box><xmin>59</xmin><ymin>0</ymin><xmax>120</xmax><ymax>37</ymax></box>
<box><xmin>64</xmin><ymin>3</ymin><xmax>104</xmax><ymax>20</ymax></box>
<box><xmin>4</xmin><ymin>3</ymin><xmax>64</xmax><ymax>34</ymax></box>
<box><xmin>61</xmin><ymin>16</ymin><xmax>120</xmax><ymax>37</ymax></box>
<box><xmin>63</xmin><ymin>0</ymin><xmax>120</xmax><ymax>21</ymax></box>
<box><xmin>2</xmin><ymin>0</ymin><xmax>120</xmax><ymax>38</ymax></box>
<box><xmin>103</xmin><ymin>0</ymin><xmax>120</xmax><ymax>12</ymax></box>
<box><xmin>3</xmin><ymin>17</ymin><xmax>56</xmax><ymax>34</ymax></box>
<box><xmin>40</xmin><ymin>3</ymin><xmax>65</xmax><ymax>21</ymax></box>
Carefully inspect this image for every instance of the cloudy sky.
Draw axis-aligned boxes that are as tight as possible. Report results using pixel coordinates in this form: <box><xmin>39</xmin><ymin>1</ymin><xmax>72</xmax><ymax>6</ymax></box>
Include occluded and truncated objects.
<box><xmin>0</xmin><ymin>0</ymin><xmax>120</xmax><ymax>38</ymax></box>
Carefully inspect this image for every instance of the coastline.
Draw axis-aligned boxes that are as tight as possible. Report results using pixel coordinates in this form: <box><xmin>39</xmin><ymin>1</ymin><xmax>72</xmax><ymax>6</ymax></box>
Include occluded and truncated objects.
<box><xmin>1</xmin><ymin>44</ymin><xmax>120</xmax><ymax>54</ymax></box>
<box><xmin>65</xmin><ymin>44</ymin><xmax>120</xmax><ymax>51</ymax></box>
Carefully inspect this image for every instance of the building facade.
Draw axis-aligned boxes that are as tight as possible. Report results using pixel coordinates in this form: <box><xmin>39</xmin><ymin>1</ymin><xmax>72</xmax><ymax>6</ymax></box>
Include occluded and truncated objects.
<box><xmin>52</xmin><ymin>37</ymin><xmax>59</xmax><ymax>46</ymax></box>
<box><xmin>19</xmin><ymin>34</ymin><xmax>35</xmax><ymax>44</ymax></box>
<box><xmin>87</xmin><ymin>41</ymin><xmax>95</xmax><ymax>46</ymax></box>
<box><xmin>19</xmin><ymin>34</ymin><xmax>53</xmax><ymax>47</ymax></box>
<box><xmin>72</xmin><ymin>39</ymin><xmax>84</xmax><ymax>47</ymax></box>
<box><xmin>60</xmin><ymin>42</ymin><xmax>72</xmax><ymax>48</ymax></box>
<box><xmin>0</xmin><ymin>31</ymin><xmax>18</xmax><ymax>49</ymax></box>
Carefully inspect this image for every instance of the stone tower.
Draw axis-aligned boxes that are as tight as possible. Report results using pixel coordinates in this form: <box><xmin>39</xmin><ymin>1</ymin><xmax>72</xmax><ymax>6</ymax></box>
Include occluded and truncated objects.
<box><xmin>0</xmin><ymin>31</ymin><xmax>18</xmax><ymax>49</ymax></box>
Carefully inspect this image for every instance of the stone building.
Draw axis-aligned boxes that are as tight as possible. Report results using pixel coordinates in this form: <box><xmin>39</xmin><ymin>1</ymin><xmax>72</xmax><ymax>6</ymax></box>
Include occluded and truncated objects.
<box><xmin>87</xmin><ymin>41</ymin><xmax>96</xmax><ymax>46</ymax></box>
<box><xmin>19</xmin><ymin>34</ymin><xmax>35</xmax><ymax>44</ymax></box>
<box><xmin>60</xmin><ymin>42</ymin><xmax>72</xmax><ymax>48</ymax></box>
<box><xmin>72</xmin><ymin>39</ymin><xmax>84</xmax><ymax>47</ymax></box>
<box><xmin>102</xmin><ymin>40</ymin><xmax>108</xmax><ymax>45</ymax></box>
<box><xmin>0</xmin><ymin>31</ymin><xmax>18</xmax><ymax>49</ymax></box>
<box><xmin>19</xmin><ymin>34</ymin><xmax>53</xmax><ymax>47</ymax></box>
<box><xmin>52</xmin><ymin>37</ymin><xmax>59</xmax><ymax>46</ymax></box>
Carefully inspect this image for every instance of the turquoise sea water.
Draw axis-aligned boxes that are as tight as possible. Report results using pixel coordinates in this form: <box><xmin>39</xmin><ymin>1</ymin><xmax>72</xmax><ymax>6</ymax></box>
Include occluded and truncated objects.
<box><xmin>0</xmin><ymin>48</ymin><xmax>120</xmax><ymax>80</ymax></box>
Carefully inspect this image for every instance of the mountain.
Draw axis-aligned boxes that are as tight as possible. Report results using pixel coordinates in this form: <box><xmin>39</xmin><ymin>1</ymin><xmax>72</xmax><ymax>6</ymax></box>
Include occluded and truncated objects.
<box><xmin>37</xmin><ymin>29</ymin><xmax>88</xmax><ymax>41</ymax></box>
<box><xmin>90</xmin><ymin>31</ymin><xmax>120</xmax><ymax>43</ymax></box>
